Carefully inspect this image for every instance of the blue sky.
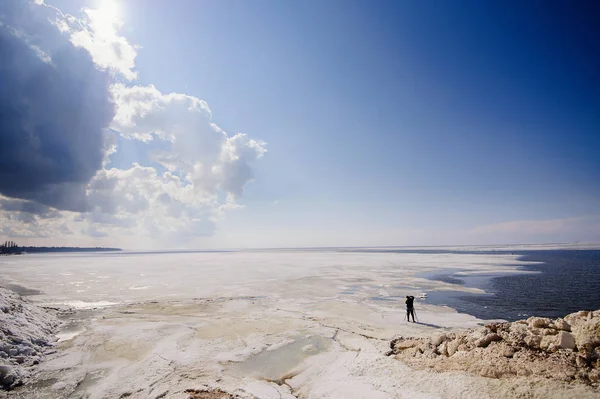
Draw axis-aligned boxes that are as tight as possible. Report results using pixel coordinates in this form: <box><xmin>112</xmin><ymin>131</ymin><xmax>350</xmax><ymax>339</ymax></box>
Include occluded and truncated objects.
<box><xmin>1</xmin><ymin>0</ymin><xmax>599</xmax><ymax>248</ymax></box>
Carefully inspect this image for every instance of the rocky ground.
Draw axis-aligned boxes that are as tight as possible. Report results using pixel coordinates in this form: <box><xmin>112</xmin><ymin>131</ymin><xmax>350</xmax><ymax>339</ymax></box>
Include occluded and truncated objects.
<box><xmin>184</xmin><ymin>388</ymin><xmax>239</xmax><ymax>398</ymax></box>
<box><xmin>0</xmin><ymin>287</ymin><xmax>60</xmax><ymax>391</ymax></box>
<box><xmin>387</xmin><ymin>310</ymin><xmax>600</xmax><ymax>386</ymax></box>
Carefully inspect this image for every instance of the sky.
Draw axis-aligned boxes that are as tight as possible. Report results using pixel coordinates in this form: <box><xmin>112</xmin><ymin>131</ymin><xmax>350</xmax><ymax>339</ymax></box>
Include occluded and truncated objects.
<box><xmin>0</xmin><ymin>0</ymin><xmax>599</xmax><ymax>249</ymax></box>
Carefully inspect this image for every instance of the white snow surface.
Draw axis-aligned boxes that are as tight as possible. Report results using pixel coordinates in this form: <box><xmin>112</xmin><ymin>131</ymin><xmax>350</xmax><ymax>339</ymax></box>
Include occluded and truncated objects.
<box><xmin>0</xmin><ymin>287</ymin><xmax>59</xmax><ymax>390</ymax></box>
<box><xmin>0</xmin><ymin>248</ymin><xmax>597</xmax><ymax>398</ymax></box>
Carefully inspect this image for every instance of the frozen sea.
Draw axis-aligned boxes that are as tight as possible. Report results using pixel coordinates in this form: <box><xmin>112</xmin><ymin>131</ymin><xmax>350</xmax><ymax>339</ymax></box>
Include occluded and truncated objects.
<box><xmin>0</xmin><ymin>248</ymin><xmax>529</xmax><ymax>311</ymax></box>
<box><xmin>2</xmin><ymin>247</ymin><xmax>598</xmax><ymax>320</ymax></box>
<box><xmin>1</xmin><ymin>246</ymin><xmax>599</xmax><ymax>399</ymax></box>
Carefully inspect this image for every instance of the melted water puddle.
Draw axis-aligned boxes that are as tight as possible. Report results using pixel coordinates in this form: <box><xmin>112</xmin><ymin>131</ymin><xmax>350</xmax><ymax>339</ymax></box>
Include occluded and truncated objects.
<box><xmin>228</xmin><ymin>335</ymin><xmax>332</xmax><ymax>382</ymax></box>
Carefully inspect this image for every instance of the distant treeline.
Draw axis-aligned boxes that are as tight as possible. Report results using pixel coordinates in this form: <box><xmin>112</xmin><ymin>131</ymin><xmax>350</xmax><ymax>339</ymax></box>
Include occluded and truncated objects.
<box><xmin>1</xmin><ymin>241</ymin><xmax>121</xmax><ymax>254</ymax></box>
<box><xmin>19</xmin><ymin>246</ymin><xmax>122</xmax><ymax>253</ymax></box>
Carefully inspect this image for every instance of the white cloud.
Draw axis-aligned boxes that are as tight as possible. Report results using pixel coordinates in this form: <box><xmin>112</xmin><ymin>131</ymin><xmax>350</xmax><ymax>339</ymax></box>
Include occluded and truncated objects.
<box><xmin>0</xmin><ymin>196</ymin><xmax>71</xmax><ymax>239</ymax></box>
<box><xmin>110</xmin><ymin>84</ymin><xmax>267</xmax><ymax>198</ymax></box>
<box><xmin>81</xmin><ymin>163</ymin><xmax>219</xmax><ymax>241</ymax></box>
<box><xmin>102</xmin><ymin>131</ymin><xmax>118</xmax><ymax>167</ymax></box>
<box><xmin>51</xmin><ymin>1</ymin><xmax>138</xmax><ymax>80</ymax></box>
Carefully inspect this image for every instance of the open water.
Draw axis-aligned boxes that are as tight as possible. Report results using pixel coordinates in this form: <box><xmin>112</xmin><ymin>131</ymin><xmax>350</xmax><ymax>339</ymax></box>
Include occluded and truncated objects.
<box><xmin>420</xmin><ymin>250</ymin><xmax>600</xmax><ymax>321</ymax></box>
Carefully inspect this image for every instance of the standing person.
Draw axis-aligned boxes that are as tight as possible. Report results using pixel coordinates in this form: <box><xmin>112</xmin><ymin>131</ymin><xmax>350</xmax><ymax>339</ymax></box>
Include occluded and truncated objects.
<box><xmin>405</xmin><ymin>295</ymin><xmax>416</xmax><ymax>322</ymax></box>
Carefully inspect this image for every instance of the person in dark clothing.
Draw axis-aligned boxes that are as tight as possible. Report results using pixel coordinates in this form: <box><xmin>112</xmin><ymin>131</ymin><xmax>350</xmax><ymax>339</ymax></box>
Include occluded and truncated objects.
<box><xmin>405</xmin><ymin>295</ymin><xmax>416</xmax><ymax>322</ymax></box>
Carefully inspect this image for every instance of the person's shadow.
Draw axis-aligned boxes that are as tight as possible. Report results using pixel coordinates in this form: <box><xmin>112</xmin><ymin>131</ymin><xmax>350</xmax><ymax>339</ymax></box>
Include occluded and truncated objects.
<box><xmin>413</xmin><ymin>321</ymin><xmax>446</xmax><ymax>329</ymax></box>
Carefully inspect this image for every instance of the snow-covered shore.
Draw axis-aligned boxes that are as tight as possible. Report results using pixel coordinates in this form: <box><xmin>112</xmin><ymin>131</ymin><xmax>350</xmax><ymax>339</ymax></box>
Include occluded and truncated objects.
<box><xmin>2</xmin><ymin>296</ymin><xmax>597</xmax><ymax>399</ymax></box>
<box><xmin>1</xmin><ymin>249</ymin><xmax>599</xmax><ymax>398</ymax></box>
<box><xmin>0</xmin><ymin>287</ymin><xmax>59</xmax><ymax>390</ymax></box>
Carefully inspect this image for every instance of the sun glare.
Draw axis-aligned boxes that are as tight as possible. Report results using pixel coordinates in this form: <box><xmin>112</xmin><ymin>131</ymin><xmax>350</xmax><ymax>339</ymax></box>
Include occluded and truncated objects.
<box><xmin>96</xmin><ymin>0</ymin><xmax>121</xmax><ymax>22</ymax></box>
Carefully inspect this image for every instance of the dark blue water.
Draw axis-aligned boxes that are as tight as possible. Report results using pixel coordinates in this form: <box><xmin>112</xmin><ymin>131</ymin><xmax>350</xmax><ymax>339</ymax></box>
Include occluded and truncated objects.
<box><xmin>416</xmin><ymin>250</ymin><xmax>600</xmax><ymax>321</ymax></box>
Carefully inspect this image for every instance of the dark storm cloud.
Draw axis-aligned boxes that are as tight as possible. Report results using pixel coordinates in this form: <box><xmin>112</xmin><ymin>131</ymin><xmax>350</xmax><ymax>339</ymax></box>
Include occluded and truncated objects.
<box><xmin>0</xmin><ymin>197</ymin><xmax>60</xmax><ymax>219</ymax></box>
<box><xmin>1</xmin><ymin>197</ymin><xmax>50</xmax><ymax>214</ymax></box>
<box><xmin>0</xmin><ymin>0</ymin><xmax>115</xmax><ymax>211</ymax></box>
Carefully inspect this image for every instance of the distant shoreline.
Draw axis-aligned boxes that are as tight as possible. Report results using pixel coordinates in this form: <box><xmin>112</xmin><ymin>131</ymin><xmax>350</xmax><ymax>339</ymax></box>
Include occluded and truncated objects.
<box><xmin>1</xmin><ymin>247</ymin><xmax>122</xmax><ymax>255</ymax></box>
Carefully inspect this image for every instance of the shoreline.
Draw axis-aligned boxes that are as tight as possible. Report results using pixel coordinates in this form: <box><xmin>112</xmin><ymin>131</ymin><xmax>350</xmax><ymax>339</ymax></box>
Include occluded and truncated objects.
<box><xmin>387</xmin><ymin>311</ymin><xmax>600</xmax><ymax>384</ymax></box>
<box><xmin>0</xmin><ymin>287</ymin><xmax>60</xmax><ymax>391</ymax></box>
